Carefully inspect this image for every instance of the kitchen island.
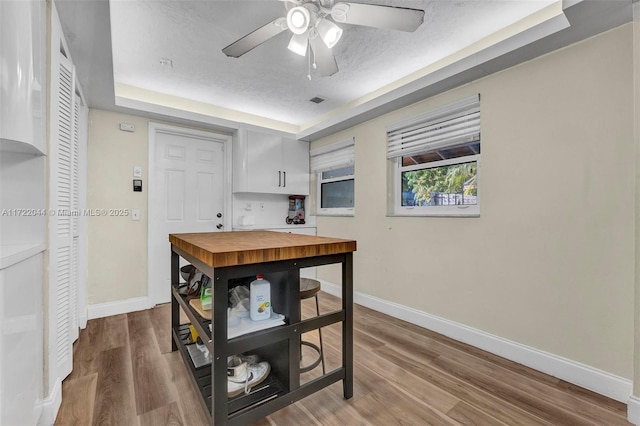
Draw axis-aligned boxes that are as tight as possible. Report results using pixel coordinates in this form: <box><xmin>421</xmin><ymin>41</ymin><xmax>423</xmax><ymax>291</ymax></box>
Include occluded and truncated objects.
<box><xmin>169</xmin><ymin>231</ymin><xmax>356</xmax><ymax>425</ymax></box>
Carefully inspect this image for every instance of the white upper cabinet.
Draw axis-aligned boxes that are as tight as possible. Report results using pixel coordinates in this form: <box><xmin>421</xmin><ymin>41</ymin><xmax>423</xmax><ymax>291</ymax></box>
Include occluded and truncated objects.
<box><xmin>0</xmin><ymin>0</ymin><xmax>47</xmax><ymax>267</ymax></box>
<box><xmin>280</xmin><ymin>136</ymin><xmax>310</xmax><ymax>195</ymax></box>
<box><xmin>0</xmin><ymin>0</ymin><xmax>46</xmax><ymax>154</ymax></box>
<box><xmin>233</xmin><ymin>129</ymin><xmax>309</xmax><ymax>195</ymax></box>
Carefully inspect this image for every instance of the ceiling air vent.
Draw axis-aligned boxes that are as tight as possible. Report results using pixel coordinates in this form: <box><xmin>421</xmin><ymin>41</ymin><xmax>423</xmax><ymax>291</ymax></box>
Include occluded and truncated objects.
<box><xmin>309</xmin><ymin>96</ymin><xmax>326</xmax><ymax>104</ymax></box>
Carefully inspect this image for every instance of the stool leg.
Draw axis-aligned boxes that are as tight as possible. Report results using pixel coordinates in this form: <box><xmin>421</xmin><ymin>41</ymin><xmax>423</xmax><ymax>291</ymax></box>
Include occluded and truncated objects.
<box><xmin>315</xmin><ymin>293</ymin><xmax>326</xmax><ymax>374</ymax></box>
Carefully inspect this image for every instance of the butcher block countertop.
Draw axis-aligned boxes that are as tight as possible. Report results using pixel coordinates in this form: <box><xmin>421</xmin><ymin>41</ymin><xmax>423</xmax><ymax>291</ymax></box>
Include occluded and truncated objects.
<box><xmin>169</xmin><ymin>230</ymin><xmax>357</xmax><ymax>268</ymax></box>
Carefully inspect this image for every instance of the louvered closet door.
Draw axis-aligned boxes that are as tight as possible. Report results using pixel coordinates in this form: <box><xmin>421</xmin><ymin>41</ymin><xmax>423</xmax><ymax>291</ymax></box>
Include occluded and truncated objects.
<box><xmin>49</xmin><ymin>52</ymin><xmax>77</xmax><ymax>381</ymax></box>
<box><xmin>69</xmin><ymin>93</ymin><xmax>80</xmax><ymax>341</ymax></box>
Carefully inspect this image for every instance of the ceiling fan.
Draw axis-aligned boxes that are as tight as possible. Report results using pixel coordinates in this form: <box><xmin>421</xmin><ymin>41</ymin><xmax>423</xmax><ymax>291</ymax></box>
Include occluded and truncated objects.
<box><xmin>222</xmin><ymin>0</ymin><xmax>425</xmax><ymax>78</ymax></box>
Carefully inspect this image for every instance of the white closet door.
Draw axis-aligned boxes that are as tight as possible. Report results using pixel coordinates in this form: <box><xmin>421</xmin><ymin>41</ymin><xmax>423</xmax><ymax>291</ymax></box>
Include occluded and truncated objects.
<box><xmin>76</xmin><ymin>100</ymin><xmax>89</xmax><ymax>330</ymax></box>
<box><xmin>48</xmin><ymin>52</ymin><xmax>76</xmax><ymax>382</ymax></box>
<box><xmin>69</xmin><ymin>93</ymin><xmax>80</xmax><ymax>341</ymax></box>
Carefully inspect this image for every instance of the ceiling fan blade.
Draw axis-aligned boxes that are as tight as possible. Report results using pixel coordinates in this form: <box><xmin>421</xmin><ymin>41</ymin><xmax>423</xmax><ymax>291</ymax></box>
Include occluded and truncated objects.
<box><xmin>310</xmin><ymin>35</ymin><xmax>338</xmax><ymax>77</ymax></box>
<box><xmin>222</xmin><ymin>18</ymin><xmax>287</xmax><ymax>58</ymax></box>
<box><xmin>331</xmin><ymin>2</ymin><xmax>424</xmax><ymax>32</ymax></box>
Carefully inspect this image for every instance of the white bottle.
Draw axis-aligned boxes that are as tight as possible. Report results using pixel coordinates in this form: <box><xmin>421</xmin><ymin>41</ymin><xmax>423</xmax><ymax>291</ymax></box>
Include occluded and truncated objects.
<box><xmin>250</xmin><ymin>274</ymin><xmax>271</xmax><ymax>321</ymax></box>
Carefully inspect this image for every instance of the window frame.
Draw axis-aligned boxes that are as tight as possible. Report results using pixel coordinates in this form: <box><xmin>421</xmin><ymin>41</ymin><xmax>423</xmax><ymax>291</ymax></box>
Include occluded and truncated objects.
<box><xmin>393</xmin><ymin>153</ymin><xmax>480</xmax><ymax>217</ymax></box>
<box><xmin>387</xmin><ymin>94</ymin><xmax>481</xmax><ymax>217</ymax></box>
<box><xmin>311</xmin><ymin>138</ymin><xmax>355</xmax><ymax>217</ymax></box>
<box><xmin>316</xmin><ymin>165</ymin><xmax>355</xmax><ymax>216</ymax></box>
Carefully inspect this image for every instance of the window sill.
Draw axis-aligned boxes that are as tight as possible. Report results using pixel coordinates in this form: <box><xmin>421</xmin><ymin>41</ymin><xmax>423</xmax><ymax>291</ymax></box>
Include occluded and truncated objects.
<box><xmin>316</xmin><ymin>209</ymin><xmax>355</xmax><ymax>217</ymax></box>
<box><xmin>389</xmin><ymin>206</ymin><xmax>479</xmax><ymax>217</ymax></box>
<box><xmin>387</xmin><ymin>213</ymin><xmax>480</xmax><ymax>218</ymax></box>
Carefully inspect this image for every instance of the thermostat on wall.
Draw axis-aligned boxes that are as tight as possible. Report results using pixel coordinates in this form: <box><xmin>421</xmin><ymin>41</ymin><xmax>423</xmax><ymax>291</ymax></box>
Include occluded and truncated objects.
<box><xmin>133</xmin><ymin>179</ymin><xmax>142</xmax><ymax>192</ymax></box>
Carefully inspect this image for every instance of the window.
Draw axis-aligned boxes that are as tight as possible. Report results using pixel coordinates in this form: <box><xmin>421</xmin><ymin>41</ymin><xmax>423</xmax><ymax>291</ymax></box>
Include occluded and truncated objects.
<box><xmin>387</xmin><ymin>94</ymin><xmax>480</xmax><ymax>216</ymax></box>
<box><xmin>311</xmin><ymin>138</ymin><xmax>355</xmax><ymax>216</ymax></box>
<box><xmin>320</xmin><ymin>165</ymin><xmax>354</xmax><ymax>209</ymax></box>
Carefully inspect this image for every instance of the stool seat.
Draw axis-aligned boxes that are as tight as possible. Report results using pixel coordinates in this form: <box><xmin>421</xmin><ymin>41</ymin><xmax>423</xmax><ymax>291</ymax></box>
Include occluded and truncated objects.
<box><xmin>300</xmin><ymin>278</ymin><xmax>321</xmax><ymax>299</ymax></box>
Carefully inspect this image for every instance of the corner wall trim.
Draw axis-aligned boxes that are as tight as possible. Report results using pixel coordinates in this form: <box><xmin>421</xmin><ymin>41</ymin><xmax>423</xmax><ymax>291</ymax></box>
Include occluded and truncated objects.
<box><xmin>319</xmin><ymin>280</ymin><xmax>632</xmax><ymax>403</ymax></box>
<box><xmin>87</xmin><ymin>296</ymin><xmax>154</xmax><ymax>320</ymax></box>
<box><xmin>37</xmin><ymin>378</ymin><xmax>62</xmax><ymax>426</ymax></box>
<box><xmin>628</xmin><ymin>395</ymin><xmax>640</xmax><ymax>425</ymax></box>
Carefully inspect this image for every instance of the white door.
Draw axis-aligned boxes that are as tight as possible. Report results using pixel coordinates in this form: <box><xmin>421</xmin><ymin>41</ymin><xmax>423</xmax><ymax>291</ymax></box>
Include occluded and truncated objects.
<box><xmin>46</xmin><ymin>3</ymin><xmax>88</xmax><ymax>415</ymax></box>
<box><xmin>148</xmin><ymin>124</ymin><xmax>231</xmax><ymax>305</ymax></box>
<box><xmin>48</xmin><ymin>50</ymin><xmax>77</xmax><ymax>385</ymax></box>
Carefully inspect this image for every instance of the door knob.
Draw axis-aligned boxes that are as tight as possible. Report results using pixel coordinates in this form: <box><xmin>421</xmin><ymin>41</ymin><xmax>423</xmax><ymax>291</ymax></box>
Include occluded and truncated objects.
<box><xmin>217</xmin><ymin>212</ymin><xmax>222</xmax><ymax>218</ymax></box>
<box><xmin>216</xmin><ymin>224</ymin><xmax>223</xmax><ymax>229</ymax></box>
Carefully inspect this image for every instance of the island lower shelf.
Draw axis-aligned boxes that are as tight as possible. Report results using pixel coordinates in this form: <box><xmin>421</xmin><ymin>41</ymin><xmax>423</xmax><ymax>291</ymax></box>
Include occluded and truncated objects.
<box><xmin>171</xmin><ymin>324</ymin><xmax>288</xmax><ymax>419</ymax></box>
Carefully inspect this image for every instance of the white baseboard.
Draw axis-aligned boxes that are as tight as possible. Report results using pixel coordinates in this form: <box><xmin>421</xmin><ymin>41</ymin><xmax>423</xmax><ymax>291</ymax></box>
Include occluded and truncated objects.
<box><xmin>37</xmin><ymin>378</ymin><xmax>62</xmax><ymax>426</ymax></box>
<box><xmin>319</xmin><ymin>280</ymin><xmax>632</xmax><ymax>403</ymax></box>
<box><xmin>87</xmin><ymin>296</ymin><xmax>154</xmax><ymax>320</ymax></box>
<box><xmin>79</xmin><ymin>309</ymin><xmax>88</xmax><ymax>329</ymax></box>
<box><xmin>628</xmin><ymin>395</ymin><xmax>640</xmax><ymax>425</ymax></box>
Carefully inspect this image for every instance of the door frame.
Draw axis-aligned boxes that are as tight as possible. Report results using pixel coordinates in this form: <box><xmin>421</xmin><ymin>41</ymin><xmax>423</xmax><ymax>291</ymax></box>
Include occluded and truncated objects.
<box><xmin>147</xmin><ymin>122</ymin><xmax>232</xmax><ymax>305</ymax></box>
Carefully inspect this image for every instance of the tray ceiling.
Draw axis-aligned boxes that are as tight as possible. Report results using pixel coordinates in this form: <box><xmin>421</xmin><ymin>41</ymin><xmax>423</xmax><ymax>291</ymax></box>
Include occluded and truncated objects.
<box><xmin>108</xmin><ymin>0</ymin><xmax>558</xmax><ymax>130</ymax></box>
<box><xmin>55</xmin><ymin>1</ymin><xmax>632</xmax><ymax>138</ymax></box>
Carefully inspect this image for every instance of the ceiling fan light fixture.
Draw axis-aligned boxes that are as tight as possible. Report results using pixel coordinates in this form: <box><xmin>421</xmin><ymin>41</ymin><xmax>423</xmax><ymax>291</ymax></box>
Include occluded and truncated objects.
<box><xmin>287</xmin><ymin>6</ymin><xmax>311</xmax><ymax>35</ymax></box>
<box><xmin>287</xmin><ymin>33</ymin><xmax>309</xmax><ymax>56</ymax></box>
<box><xmin>317</xmin><ymin>18</ymin><xmax>342</xmax><ymax>49</ymax></box>
<box><xmin>330</xmin><ymin>3</ymin><xmax>350</xmax><ymax>23</ymax></box>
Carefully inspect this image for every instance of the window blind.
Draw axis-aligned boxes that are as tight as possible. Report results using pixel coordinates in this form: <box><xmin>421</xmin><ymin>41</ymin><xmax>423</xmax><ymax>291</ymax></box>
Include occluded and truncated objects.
<box><xmin>310</xmin><ymin>138</ymin><xmax>355</xmax><ymax>172</ymax></box>
<box><xmin>387</xmin><ymin>94</ymin><xmax>480</xmax><ymax>159</ymax></box>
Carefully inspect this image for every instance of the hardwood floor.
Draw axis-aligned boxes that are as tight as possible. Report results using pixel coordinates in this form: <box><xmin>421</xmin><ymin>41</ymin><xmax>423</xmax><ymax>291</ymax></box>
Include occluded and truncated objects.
<box><xmin>55</xmin><ymin>292</ymin><xmax>630</xmax><ymax>425</ymax></box>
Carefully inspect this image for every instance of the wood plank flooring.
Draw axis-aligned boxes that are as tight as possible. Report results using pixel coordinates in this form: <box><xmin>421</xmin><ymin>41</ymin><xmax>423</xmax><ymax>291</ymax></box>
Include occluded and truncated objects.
<box><xmin>55</xmin><ymin>292</ymin><xmax>630</xmax><ymax>425</ymax></box>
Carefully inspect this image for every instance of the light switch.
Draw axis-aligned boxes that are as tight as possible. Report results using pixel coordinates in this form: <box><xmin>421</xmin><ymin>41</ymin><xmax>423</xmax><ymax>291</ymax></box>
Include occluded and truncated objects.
<box><xmin>133</xmin><ymin>166</ymin><xmax>142</xmax><ymax>177</ymax></box>
<box><xmin>132</xmin><ymin>209</ymin><xmax>140</xmax><ymax>221</ymax></box>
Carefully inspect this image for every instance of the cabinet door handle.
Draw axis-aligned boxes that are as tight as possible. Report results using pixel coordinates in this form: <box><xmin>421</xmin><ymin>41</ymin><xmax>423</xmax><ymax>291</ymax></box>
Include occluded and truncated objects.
<box><xmin>278</xmin><ymin>171</ymin><xmax>282</xmax><ymax>187</ymax></box>
<box><xmin>283</xmin><ymin>171</ymin><xmax>286</xmax><ymax>187</ymax></box>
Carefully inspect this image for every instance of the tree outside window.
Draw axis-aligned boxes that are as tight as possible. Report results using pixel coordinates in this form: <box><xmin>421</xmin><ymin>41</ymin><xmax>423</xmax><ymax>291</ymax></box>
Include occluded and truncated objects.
<box><xmin>402</xmin><ymin>161</ymin><xmax>477</xmax><ymax>206</ymax></box>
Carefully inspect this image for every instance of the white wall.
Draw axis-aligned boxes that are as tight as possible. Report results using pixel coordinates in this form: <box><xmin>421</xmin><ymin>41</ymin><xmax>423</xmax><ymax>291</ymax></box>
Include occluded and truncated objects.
<box><xmin>86</xmin><ymin>110</ymin><xmax>150</xmax><ymax>305</ymax></box>
<box><xmin>232</xmin><ymin>193</ymin><xmax>313</xmax><ymax>228</ymax></box>
<box><xmin>87</xmin><ymin>110</ymin><xmax>239</xmax><ymax>307</ymax></box>
<box><xmin>313</xmin><ymin>24</ymin><xmax>635</xmax><ymax>380</ymax></box>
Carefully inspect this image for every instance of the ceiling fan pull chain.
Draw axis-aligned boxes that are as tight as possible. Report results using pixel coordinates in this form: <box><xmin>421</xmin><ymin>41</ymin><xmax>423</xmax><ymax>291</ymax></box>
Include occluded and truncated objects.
<box><xmin>311</xmin><ymin>40</ymin><xmax>317</xmax><ymax>70</ymax></box>
<box><xmin>307</xmin><ymin>43</ymin><xmax>312</xmax><ymax>80</ymax></box>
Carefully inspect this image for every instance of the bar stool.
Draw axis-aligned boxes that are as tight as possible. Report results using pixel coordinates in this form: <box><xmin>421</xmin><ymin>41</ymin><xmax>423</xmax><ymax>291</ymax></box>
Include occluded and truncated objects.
<box><xmin>300</xmin><ymin>278</ymin><xmax>325</xmax><ymax>374</ymax></box>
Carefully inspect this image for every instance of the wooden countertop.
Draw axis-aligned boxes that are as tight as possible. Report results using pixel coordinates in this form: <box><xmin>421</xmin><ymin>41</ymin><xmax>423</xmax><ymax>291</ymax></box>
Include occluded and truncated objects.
<box><xmin>169</xmin><ymin>231</ymin><xmax>356</xmax><ymax>268</ymax></box>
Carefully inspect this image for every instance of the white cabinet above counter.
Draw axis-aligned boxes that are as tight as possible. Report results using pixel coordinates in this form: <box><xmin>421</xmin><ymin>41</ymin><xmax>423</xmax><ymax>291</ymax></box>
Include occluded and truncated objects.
<box><xmin>233</xmin><ymin>128</ymin><xmax>309</xmax><ymax>195</ymax></box>
<box><xmin>0</xmin><ymin>0</ymin><xmax>46</xmax><ymax>155</ymax></box>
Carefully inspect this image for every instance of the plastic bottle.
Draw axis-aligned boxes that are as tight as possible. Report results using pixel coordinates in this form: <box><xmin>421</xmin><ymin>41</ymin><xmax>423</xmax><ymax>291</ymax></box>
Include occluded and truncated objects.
<box><xmin>250</xmin><ymin>274</ymin><xmax>271</xmax><ymax>321</ymax></box>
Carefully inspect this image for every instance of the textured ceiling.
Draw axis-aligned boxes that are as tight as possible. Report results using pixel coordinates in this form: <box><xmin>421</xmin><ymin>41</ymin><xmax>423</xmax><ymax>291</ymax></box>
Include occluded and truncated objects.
<box><xmin>109</xmin><ymin>0</ymin><xmax>556</xmax><ymax>128</ymax></box>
